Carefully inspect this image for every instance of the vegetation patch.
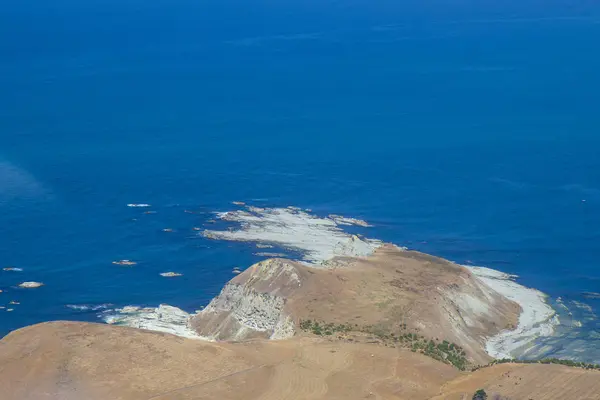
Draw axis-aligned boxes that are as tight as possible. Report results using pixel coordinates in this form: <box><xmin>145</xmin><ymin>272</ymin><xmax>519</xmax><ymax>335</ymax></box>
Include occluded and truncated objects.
<box><xmin>479</xmin><ymin>357</ymin><xmax>600</xmax><ymax>372</ymax></box>
<box><xmin>299</xmin><ymin>320</ymin><xmax>352</xmax><ymax>336</ymax></box>
<box><xmin>472</xmin><ymin>389</ymin><xmax>487</xmax><ymax>400</ymax></box>
<box><xmin>299</xmin><ymin>319</ymin><xmax>469</xmax><ymax>371</ymax></box>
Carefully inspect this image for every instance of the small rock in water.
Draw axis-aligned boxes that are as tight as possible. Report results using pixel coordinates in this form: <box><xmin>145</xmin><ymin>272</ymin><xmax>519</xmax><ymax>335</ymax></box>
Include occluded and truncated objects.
<box><xmin>160</xmin><ymin>272</ymin><xmax>182</xmax><ymax>278</ymax></box>
<box><xmin>18</xmin><ymin>282</ymin><xmax>44</xmax><ymax>289</ymax></box>
<box><xmin>112</xmin><ymin>260</ymin><xmax>137</xmax><ymax>266</ymax></box>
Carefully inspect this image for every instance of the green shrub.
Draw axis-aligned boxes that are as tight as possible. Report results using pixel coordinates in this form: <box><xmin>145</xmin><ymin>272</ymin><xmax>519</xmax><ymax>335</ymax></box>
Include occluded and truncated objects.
<box><xmin>298</xmin><ymin>318</ymin><xmax>470</xmax><ymax>370</ymax></box>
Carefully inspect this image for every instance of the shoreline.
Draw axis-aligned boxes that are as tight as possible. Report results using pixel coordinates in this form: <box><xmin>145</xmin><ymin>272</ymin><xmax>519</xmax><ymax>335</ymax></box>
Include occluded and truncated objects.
<box><xmin>466</xmin><ymin>266</ymin><xmax>559</xmax><ymax>359</ymax></box>
<box><xmin>100</xmin><ymin>205</ymin><xmax>560</xmax><ymax>361</ymax></box>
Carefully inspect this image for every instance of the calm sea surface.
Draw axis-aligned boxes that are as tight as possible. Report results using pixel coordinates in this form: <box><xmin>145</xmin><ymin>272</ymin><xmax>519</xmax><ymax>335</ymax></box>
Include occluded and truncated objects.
<box><xmin>1</xmin><ymin>0</ymin><xmax>599</xmax><ymax>361</ymax></box>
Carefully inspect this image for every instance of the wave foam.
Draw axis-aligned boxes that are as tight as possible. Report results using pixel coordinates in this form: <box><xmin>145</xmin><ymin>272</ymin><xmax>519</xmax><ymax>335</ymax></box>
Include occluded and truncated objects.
<box><xmin>467</xmin><ymin>266</ymin><xmax>559</xmax><ymax>359</ymax></box>
<box><xmin>66</xmin><ymin>303</ymin><xmax>112</xmax><ymax>312</ymax></box>
<box><xmin>202</xmin><ymin>206</ymin><xmax>381</xmax><ymax>264</ymax></box>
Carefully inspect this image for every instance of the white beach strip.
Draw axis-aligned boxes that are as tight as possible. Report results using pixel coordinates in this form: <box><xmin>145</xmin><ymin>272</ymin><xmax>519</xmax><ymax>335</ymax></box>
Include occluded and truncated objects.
<box><xmin>100</xmin><ymin>305</ymin><xmax>208</xmax><ymax>340</ymax></box>
<box><xmin>467</xmin><ymin>266</ymin><xmax>559</xmax><ymax>359</ymax></box>
<box><xmin>202</xmin><ymin>207</ymin><xmax>382</xmax><ymax>264</ymax></box>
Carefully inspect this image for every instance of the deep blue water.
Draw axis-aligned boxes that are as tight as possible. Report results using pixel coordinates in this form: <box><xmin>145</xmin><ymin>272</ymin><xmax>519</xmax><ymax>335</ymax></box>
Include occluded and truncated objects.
<box><xmin>1</xmin><ymin>0</ymin><xmax>599</xmax><ymax>361</ymax></box>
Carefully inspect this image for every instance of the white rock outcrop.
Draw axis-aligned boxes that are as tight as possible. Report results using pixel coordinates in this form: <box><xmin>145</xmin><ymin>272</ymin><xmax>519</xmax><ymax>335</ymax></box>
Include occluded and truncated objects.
<box><xmin>194</xmin><ymin>284</ymin><xmax>286</xmax><ymax>337</ymax></box>
<box><xmin>191</xmin><ymin>258</ymin><xmax>304</xmax><ymax>340</ymax></box>
<box><xmin>202</xmin><ymin>206</ymin><xmax>381</xmax><ymax>265</ymax></box>
<box><xmin>18</xmin><ymin>282</ymin><xmax>44</xmax><ymax>288</ymax></box>
<box><xmin>160</xmin><ymin>272</ymin><xmax>182</xmax><ymax>277</ymax></box>
<box><xmin>102</xmin><ymin>304</ymin><xmax>203</xmax><ymax>339</ymax></box>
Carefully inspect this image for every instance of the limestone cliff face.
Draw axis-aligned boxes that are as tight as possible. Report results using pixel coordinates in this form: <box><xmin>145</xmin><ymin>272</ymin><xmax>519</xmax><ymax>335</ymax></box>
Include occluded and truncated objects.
<box><xmin>190</xmin><ymin>258</ymin><xmax>307</xmax><ymax>340</ymax></box>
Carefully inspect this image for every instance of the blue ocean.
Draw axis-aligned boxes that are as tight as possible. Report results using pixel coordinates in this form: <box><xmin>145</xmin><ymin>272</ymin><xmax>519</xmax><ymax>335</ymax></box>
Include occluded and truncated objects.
<box><xmin>1</xmin><ymin>0</ymin><xmax>599</xmax><ymax>362</ymax></box>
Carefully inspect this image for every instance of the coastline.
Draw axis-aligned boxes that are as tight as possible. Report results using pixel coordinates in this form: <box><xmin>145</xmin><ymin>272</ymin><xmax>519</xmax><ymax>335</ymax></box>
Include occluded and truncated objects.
<box><xmin>100</xmin><ymin>205</ymin><xmax>560</xmax><ymax>361</ymax></box>
<box><xmin>466</xmin><ymin>266</ymin><xmax>559</xmax><ymax>359</ymax></box>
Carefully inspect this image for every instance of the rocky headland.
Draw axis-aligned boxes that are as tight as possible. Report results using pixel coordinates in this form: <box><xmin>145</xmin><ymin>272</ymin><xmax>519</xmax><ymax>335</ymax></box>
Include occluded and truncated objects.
<box><xmin>191</xmin><ymin>245</ymin><xmax>519</xmax><ymax>366</ymax></box>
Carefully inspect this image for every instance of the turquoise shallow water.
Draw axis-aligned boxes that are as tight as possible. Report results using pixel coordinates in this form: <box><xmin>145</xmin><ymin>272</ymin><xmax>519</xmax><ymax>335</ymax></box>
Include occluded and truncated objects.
<box><xmin>1</xmin><ymin>0</ymin><xmax>599</xmax><ymax>362</ymax></box>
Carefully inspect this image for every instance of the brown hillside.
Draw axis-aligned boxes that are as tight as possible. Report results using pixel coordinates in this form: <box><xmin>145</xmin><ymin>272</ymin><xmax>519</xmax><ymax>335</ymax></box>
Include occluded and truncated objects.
<box><xmin>0</xmin><ymin>322</ymin><xmax>459</xmax><ymax>400</ymax></box>
<box><xmin>1</xmin><ymin>322</ymin><xmax>599</xmax><ymax>400</ymax></box>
